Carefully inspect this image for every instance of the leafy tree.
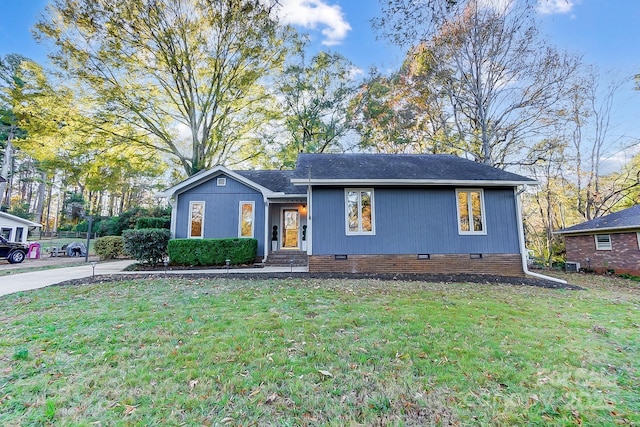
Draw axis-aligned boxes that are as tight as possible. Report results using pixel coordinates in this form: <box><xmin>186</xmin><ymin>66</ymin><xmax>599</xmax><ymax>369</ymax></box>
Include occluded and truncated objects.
<box><xmin>351</xmin><ymin>65</ymin><xmax>462</xmax><ymax>155</ymax></box>
<box><xmin>0</xmin><ymin>54</ymin><xmax>31</xmax><ymax>206</ymax></box>
<box><xmin>36</xmin><ymin>0</ymin><xmax>295</xmax><ymax>176</ymax></box>
<box><xmin>7</xmin><ymin>201</ymin><xmax>32</xmax><ymax>220</ymax></box>
<box><xmin>61</xmin><ymin>192</ymin><xmax>85</xmax><ymax>225</ymax></box>
<box><xmin>274</xmin><ymin>51</ymin><xmax>359</xmax><ymax>167</ymax></box>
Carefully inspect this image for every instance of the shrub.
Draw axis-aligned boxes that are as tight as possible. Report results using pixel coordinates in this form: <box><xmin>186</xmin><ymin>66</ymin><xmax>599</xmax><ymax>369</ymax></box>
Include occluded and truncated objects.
<box><xmin>136</xmin><ymin>216</ymin><xmax>170</xmax><ymax>229</ymax></box>
<box><xmin>122</xmin><ymin>228</ymin><xmax>171</xmax><ymax>265</ymax></box>
<box><xmin>168</xmin><ymin>238</ymin><xmax>257</xmax><ymax>266</ymax></box>
<box><xmin>75</xmin><ymin>216</ymin><xmax>108</xmax><ymax>233</ymax></box>
<box><xmin>96</xmin><ymin>217</ymin><xmax>120</xmax><ymax>236</ymax></box>
<box><xmin>94</xmin><ymin>236</ymin><xmax>126</xmax><ymax>260</ymax></box>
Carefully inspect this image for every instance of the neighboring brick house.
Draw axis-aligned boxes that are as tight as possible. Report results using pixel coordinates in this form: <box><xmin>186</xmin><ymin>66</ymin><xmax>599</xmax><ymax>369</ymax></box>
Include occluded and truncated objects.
<box><xmin>555</xmin><ymin>205</ymin><xmax>640</xmax><ymax>275</ymax></box>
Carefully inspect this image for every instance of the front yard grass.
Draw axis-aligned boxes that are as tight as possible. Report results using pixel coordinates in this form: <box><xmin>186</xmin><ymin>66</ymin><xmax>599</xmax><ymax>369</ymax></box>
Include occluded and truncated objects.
<box><xmin>0</xmin><ymin>275</ymin><xmax>637</xmax><ymax>425</ymax></box>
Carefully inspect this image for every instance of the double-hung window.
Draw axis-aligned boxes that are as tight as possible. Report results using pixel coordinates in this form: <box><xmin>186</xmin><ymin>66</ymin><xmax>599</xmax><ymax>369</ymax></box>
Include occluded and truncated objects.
<box><xmin>456</xmin><ymin>189</ymin><xmax>486</xmax><ymax>235</ymax></box>
<box><xmin>188</xmin><ymin>201</ymin><xmax>205</xmax><ymax>238</ymax></box>
<box><xmin>346</xmin><ymin>189</ymin><xmax>375</xmax><ymax>235</ymax></box>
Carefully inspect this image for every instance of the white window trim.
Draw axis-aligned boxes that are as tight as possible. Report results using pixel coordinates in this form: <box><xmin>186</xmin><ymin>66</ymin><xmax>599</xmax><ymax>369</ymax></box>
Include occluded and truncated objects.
<box><xmin>595</xmin><ymin>234</ymin><xmax>612</xmax><ymax>250</ymax></box>
<box><xmin>238</xmin><ymin>201</ymin><xmax>255</xmax><ymax>238</ymax></box>
<box><xmin>345</xmin><ymin>188</ymin><xmax>376</xmax><ymax>236</ymax></box>
<box><xmin>217</xmin><ymin>177</ymin><xmax>227</xmax><ymax>186</ymax></box>
<box><xmin>188</xmin><ymin>201</ymin><xmax>205</xmax><ymax>239</ymax></box>
<box><xmin>637</xmin><ymin>232</ymin><xmax>640</xmax><ymax>250</ymax></box>
<box><xmin>456</xmin><ymin>189</ymin><xmax>487</xmax><ymax>235</ymax></box>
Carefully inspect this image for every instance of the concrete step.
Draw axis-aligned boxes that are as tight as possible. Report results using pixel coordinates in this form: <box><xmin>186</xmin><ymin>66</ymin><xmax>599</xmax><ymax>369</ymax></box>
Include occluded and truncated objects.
<box><xmin>266</xmin><ymin>251</ymin><xmax>308</xmax><ymax>266</ymax></box>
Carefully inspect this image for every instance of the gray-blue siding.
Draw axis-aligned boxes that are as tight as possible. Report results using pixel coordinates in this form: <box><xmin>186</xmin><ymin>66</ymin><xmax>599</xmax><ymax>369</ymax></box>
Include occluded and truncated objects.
<box><xmin>175</xmin><ymin>174</ymin><xmax>265</xmax><ymax>255</ymax></box>
<box><xmin>311</xmin><ymin>187</ymin><xmax>520</xmax><ymax>255</ymax></box>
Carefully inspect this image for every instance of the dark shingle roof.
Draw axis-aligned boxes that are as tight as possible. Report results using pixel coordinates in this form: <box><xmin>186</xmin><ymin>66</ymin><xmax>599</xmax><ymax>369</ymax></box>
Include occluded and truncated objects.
<box><xmin>234</xmin><ymin>170</ymin><xmax>303</xmax><ymax>194</ymax></box>
<box><xmin>556</xmin><ymin>204</ymin><xmax>640</xmax><ymax>234</ymax></box>
<box><xmin>291</xmin><ymin>153</ymin><xmax>535</xmax><ymax>184</ymax></box>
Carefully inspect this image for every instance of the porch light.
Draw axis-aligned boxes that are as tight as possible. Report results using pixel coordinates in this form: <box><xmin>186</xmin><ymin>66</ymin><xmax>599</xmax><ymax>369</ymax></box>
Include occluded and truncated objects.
<box><xmin>300</xmin><ymin>204</ymin><xmax>307</xmax><ymax>215</ymax></box>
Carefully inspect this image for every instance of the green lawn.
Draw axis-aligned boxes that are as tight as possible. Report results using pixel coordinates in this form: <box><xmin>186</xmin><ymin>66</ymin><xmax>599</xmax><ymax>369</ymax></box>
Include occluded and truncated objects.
<box><xmin>0</xmin><ymin>274</ymin><xmax>637</xmax><ymax>426</ymax></box>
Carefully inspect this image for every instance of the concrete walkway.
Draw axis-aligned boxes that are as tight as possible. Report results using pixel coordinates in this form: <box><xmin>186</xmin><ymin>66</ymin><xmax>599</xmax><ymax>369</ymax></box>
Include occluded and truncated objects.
<box><xmin>0</xmin><ymin>261</ymin><xmax>309</xmax><ymax>298</ymax></box>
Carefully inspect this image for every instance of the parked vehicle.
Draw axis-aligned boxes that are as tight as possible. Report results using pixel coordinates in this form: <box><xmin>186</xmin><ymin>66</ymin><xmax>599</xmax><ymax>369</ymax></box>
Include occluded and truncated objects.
<box><xmin>0</xmin><ymin>236</ymin><xmax>28</xmax><ymax>264</ymax></box>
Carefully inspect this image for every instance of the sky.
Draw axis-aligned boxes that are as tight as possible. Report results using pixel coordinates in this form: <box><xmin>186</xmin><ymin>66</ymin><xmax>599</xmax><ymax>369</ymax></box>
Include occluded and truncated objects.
<box><xmin>1</xmin><ymin>0</ymin><xmax>639</xmax><ymax>168</ymax></box>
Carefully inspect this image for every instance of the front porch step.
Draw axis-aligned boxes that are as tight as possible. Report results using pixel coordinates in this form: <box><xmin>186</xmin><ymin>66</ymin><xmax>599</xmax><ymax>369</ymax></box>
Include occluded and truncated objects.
<box><xmin>266</xmin><ymin>251</ymin><xmax>308</xmax><ymax>267</ymax></box>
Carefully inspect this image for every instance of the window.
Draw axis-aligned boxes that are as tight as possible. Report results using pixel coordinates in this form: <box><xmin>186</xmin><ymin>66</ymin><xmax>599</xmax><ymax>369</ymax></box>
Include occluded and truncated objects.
<box><xmin>217</xmin><ymin>177</ymin><xmax>226</xmax><ymax>186</ymax></box>
<box><xmin>346</xmin><ymin>189</ymin><xmax>375</xmax><ymax>235</ymax></box>
<box><xmin>239</xmin><ymin>201</ymin><xmax>255</xmax><ymax>238</ymax></box>
<box><xmin>1</xmin><ymin>228</ymin><xmax>11</xmax><ymax>240</ymax></box>
<box><xmin>637</xmin><ymin>232</ymin><xmax>640</xmax><ymax>250</ymax></box>
<box><xmin>595</xmin><ymin>234</ymin><xmax>612</xmax><ymax>250</ymax></box>
<box><xmin>188</xmin><ymin>201</ymin><xmax>205</xmax><ymax>238</ymax></box>
<box><xmin>456</xmin><ymin>189</ymin><xmax>486</xmax><ymax>235</ymax></box>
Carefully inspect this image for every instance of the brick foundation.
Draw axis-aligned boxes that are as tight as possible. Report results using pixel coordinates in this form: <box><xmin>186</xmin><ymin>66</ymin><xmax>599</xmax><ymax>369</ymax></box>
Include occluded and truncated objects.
<box><xmin>309</xmin><ymin>253</ymin><xmax>525</xmax><ymax>276</ymax></box>
<box><xmin>565</xmin><ymin>232</ymin><xmax>640</xmax><ymax>275</ymax></box>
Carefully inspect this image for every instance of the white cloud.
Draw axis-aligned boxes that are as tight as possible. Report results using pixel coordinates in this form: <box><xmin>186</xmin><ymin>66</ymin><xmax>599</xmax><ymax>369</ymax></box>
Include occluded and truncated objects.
<box><xmin>599</xmin><ymin>145</ymin><xmax>640</xmax><ymax>175</ymax></box>
<box><xmin>348</xmin><ymin>65</ymin><xmax>364</xmax><ymax>79</ymax></box>
<box><xmin>276</xmin><ymin>0</ymin><xmax>351</xmax><ymax>46</ymax></box>
<box><xmin>537</xmin><ymin>0</ymin><xmax>576</xmax><ymax>15</ymax></box>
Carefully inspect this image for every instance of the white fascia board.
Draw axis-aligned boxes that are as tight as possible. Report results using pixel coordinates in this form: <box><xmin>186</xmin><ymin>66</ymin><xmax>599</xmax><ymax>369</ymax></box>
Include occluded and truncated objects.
<box><xmin>290</xmin><ymin>178</ymin><xmax>538</xmax><ymax>187</ymax></box>
<box><xmin>553</xmin><ymin>225</ymin><xmax>640</xmax><ymax>235</ymax></box>
<box><xmin>158</xmin><ymin>165</ymin><xmax>276</xmax><ymax>199</ymax></box>
<box><xmin>0</xmin><ymin>212</ymin><xmax>42</xmax><ymax>227</ymax></box>
<box><xmin>267</xmin><ymin>193</ymin><xmax>307</xmax><ymax>199</ymax></box>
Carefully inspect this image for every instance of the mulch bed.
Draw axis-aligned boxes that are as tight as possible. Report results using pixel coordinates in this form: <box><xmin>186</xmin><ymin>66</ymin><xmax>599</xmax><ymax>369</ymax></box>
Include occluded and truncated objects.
<box><xmin>55</xmin><ymin>268</ymin><xmax>584</xmax><ymax>290</ymax></box>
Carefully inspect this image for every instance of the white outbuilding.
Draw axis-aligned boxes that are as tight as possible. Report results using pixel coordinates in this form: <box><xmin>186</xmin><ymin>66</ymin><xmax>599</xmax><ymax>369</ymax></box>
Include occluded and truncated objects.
<box><xmin>0</xmin><ymin>211</ymin><xmax>42</xmax><ymax>243</ymax></box>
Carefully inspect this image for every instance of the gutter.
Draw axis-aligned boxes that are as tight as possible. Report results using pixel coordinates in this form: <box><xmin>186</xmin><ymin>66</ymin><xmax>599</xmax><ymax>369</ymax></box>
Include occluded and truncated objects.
<box><xmin>514</xmin><ymin>187</ymin><xmax>567</xmax><ymax>285</ymax></box>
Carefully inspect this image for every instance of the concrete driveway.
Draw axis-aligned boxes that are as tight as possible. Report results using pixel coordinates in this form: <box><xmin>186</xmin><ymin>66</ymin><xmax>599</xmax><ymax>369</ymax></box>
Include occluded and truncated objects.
<box><xmin>0</xmin><ymin>258</ymin><xmax>309</xmax><ymax>298</ymax></box>
<box><xmin>0</xmin><ymin>260</ymin><xmax>134</xmax><ymax>297</ymax></box>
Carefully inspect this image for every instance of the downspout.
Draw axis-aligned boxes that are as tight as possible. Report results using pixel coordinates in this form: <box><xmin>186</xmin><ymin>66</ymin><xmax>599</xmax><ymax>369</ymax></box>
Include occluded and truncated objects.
<box><xmin>307</xmin><ymin>166</ymin><xmax>312</xmax><ymax>256</ymax></box>
<box><xmin>168</xmin><ymin>196</ymin><xmax>177</xmax><ymax>238</ymax></box>
<box><xmin>307</xmin><ymin>185</ymin><xmax>312</xmax><ymax>255</ymax></box>
<box><xmin>514</xmin><ymin>186</ymin><xmax>567</xmax><ymax>284</ymax></box>
<box><xmin>262</xmin><ymin>196</ymin><xmax>269</xmax><ymax>263</ymax></box>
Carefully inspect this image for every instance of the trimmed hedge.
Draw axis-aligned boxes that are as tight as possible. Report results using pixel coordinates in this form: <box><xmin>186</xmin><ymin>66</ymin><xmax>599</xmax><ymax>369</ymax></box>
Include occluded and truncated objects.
<box><xmin>168</xmin><ymin>238</ymin><xmax>258</xmax><ymax>266</ymax></box>
<box><xmin>93</xmin><ymin>236</ymin><xmax>126</xmax><ymax>260</ymax></box>
<box><xmin>123</xmin><ymin>228</ymin><xmax>171</xmax><ymax>265</ymax></box>
<box><xmin>136</xmin><ymin>216</ymin><xmax>171</xmax><ymax>230</ymax></box>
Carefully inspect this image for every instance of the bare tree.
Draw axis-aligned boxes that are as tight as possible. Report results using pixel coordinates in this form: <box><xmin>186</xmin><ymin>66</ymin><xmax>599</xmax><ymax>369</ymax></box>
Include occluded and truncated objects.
<box><xmin>374</xmin><ymin>0</ymin><xmax>580</xmax><ymax>167</ymax></box>
<box><xmin>563</xmin><ymin>69</ymin><xmax>638</xmax><ymax>219</ymax></box>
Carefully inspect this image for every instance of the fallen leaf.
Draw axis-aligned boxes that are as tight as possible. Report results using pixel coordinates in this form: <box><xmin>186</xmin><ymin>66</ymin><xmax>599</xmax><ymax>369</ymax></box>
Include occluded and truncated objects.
<box><xmin>123</xmin><ymin>405</ymin><xmax>137</xmax><ymax>416</ymax></box>
<box><xmin>188</xmin><ymin>379</ymin><xmax>199</xmax><ymax>389</ymax></box>
<box><xmin>265</xmin><ymin>393</ymin><xmax>278</xmax><ymax>404</ymax></box>
<box><xmin>249</xmin><ymin>387</ymin><xmax>262</xmax><ymax>398</ymax></box>
<box><xmin>318</xmin><ymin>369</ymin><xmax>333</xmax><ymax>377</ymax></box>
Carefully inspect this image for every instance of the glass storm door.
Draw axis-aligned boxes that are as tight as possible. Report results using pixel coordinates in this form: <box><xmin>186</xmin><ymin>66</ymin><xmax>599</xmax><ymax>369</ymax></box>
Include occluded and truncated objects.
<box><xmin>282</xmin><ymin>209</ymin><xmax>299</xmax><ymax>249</ymax></box>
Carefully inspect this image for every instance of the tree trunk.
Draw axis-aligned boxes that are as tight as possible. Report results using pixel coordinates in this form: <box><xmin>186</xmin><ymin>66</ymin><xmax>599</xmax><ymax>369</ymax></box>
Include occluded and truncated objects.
<box><xmin>34</xmin><ymin>170</ymin><xmax>47</xmax><ymax>224</ymax></box>
<box><xmin>0</xmin><ymin>136</ymin><xmax>13</xmax><ymax>207</ymax></box>
<box><xmin>44</xmin><ymin>178</ymin><xmax>54</xmax><ymax>232</ymax></box>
